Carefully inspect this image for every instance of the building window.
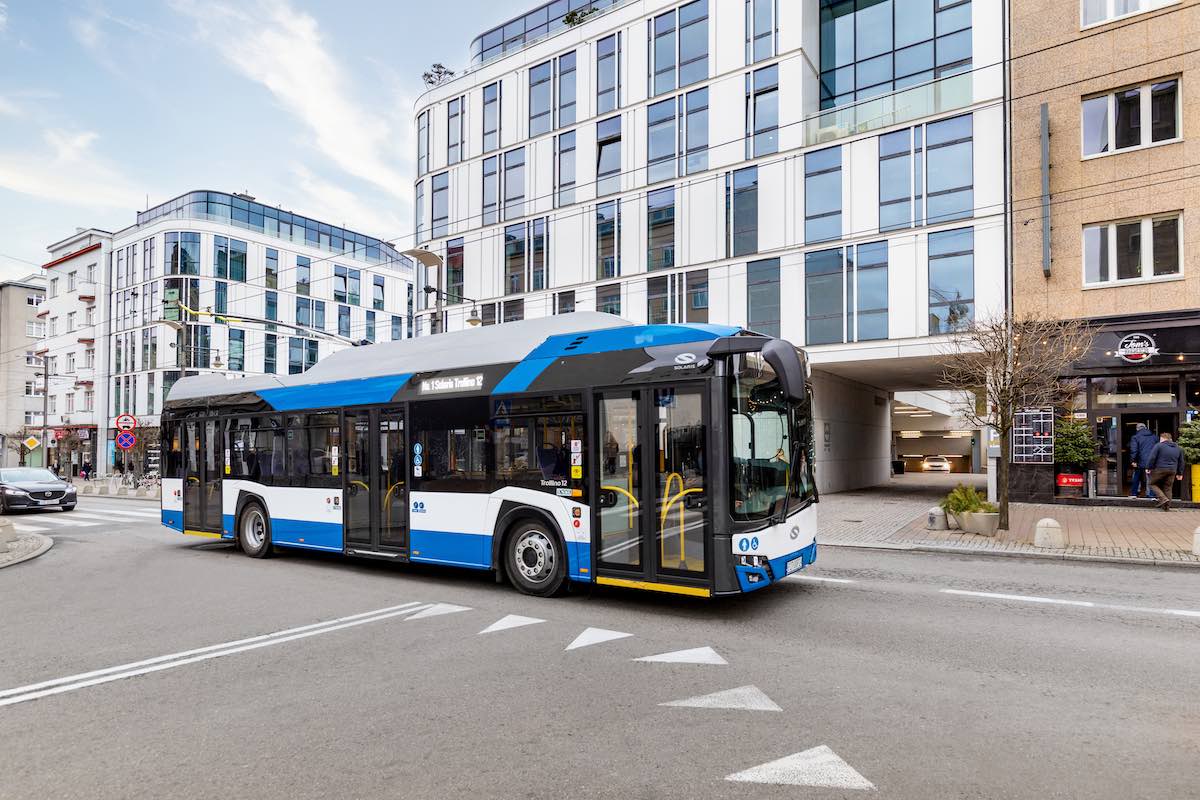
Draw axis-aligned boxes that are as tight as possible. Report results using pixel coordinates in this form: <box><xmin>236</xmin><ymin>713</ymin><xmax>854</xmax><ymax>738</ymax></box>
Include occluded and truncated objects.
<box><xmin>373</xmin><ymin>275</ymin><xmax>385</xmax><ymax>310</ymax></box>
<box><xmin>214</xmin><ymin>282</ymin><xmax>228</xmax><ymax>320</ymax></box>
<box><xmin>558</xmin><ymin>51</ymin><xmax>577</xmax><ymax>127</ymax></box>
<box><xmin>483</xmin><ymin>156</ymin><xmax>499</xmax><ymax>225</ymax></box>
<box><xmin>819</xmin><ymin>0</ymin><xmax>973</xmax><ymax>110</ymax></box>
<box><xmin>296</xmin><ymin>256</ymin><xmax>310</xmax><ymax>296</ymax></box>
<box><xmin>1082</xmin><ymin>79</ymin><xmax>1179</xmax><ymax>157</ymax></box>
<box><xmin>314</xmin><ymin>300</ymin><xmax>326</xmax><ymax>330</ymax></box>
<box><xmin>926</xmin><ymin>114</ymin><xmax>973</xmax><ymax>224</ymax></box>
<box><xmin>431</xmin><ymin>172</ymin><xmax>450</xmax><ymax>237</ymax></box>
<box><xmin>503</xmin><ymin>299</ymin><xmax>524</xmax><ymax>323</ymax></box>
<box><xmin>447</xmin><ymin>237</ymin><xmax>465</xmax><ymax>302</ymax></box>
<box><xmin>856</xmin><ymin>241</ymin><xmax>889</xmax><ymax>341</ymax></box>
<box><xmin>142</xmin><ymin>238</ymin><xmax>153</xmax><ymax>281</ymax></box>
<box><xmin>214</xmin><ymin>236</ymin><xmax>247</xmax><ymax>281</ymax></box>
<box><xmin>481</xmin><ymin>303</ymin><xmax>497</xmax><ymax>326</ymax></box>
<box><xmin>67</xmin><ymin>311</ymin><xmax>76</xmax><ymax>332</ymax></box>
<box><xmin>85</xmin><ymin>348</ymin><xmax>94</xmax><ymax>368</ymax></box>
<box><xmin>726</xmin><ymin>166</ymin><xmax>759</xmax><ymax>257</ymax></box>
<box><xmin>647</xmin><ymin>269</ymin><xmax>707</xmax><ymax>324</ymax></box>
<box><xmin>334</xmin><ymin>265</ymin><xmax>361</xmax><ymax>304</ymax></box>
<box><xmin>504</xmin><ymin>223</ymin><xmax>527</xmax><ymax>295</ymax></box>
<box><xmin>649</xmin><ymin>0</ymin><xmax>708</xmax><ymax>98</ymax></box>
<box><xmin>229</xmin><ymin>329</ymin><xmax>245</xmax><ymax>371</ymax></box>
<box><xmin>530</xmin><ymin>61</ymin><xmax>553</xmax><ymax>137</ymax></box>
<box><xmin>647</xmin><ymin>187</ymin><xmax>675</xmax><ymax>271</ymax></box>
<box><xmin>266</xmin><ymin>291</ymin><xmax>278</xmax><ymax>324</ymax></box>
<box><xmin>597</xmin><ymin>283</ymin><xmax>622</xmax><ymax>316</ymax></box>
<box><xmin>391</xmin><ymin>316</ymin><xmax>403</xmax><ymax>340</ymax></box>
<box><xmin>747</xmin><ymin>257</ymin><xmax>781</xmax><ymax>338</ymax></box>
<box><xmin>646</xmin><ymin>89</ymin><xmax>710</xmax><ymax>180</ymax></box>
<box><xmin>265</xmin><ymin>248</ymin><xmax>278</xmax><ymax>289</ymax></box>
<box><xmin>555</xmin><ymin>130</ymin><xmax>577</xmax><ymax>206</ymax></box>
<box><xmin>296</xmin><ymin>297</ymin><xmax>312</xmax><ymax>328</ymax></box>
<box><xmin>67</xmin><ymin>271</ymin><xmax>76</xmax><ymax>292</ymax></box>
<box><xmin>483</xmin><ymin>82</ymin><xmax>500</xmax><ymax>152</ymax></box>
<box><xmin>647</xmin><ymin>98</ymin><xmax>677</xmax><ymax>184</ymax></box>
<box><xmin>928</xmin><ymin>227</ymin><xmax>974</xmax><ymax>333</ymax></box>
<box><xmin>1083</xmin><ymin>213</ymin><xmax>1181</xmax><ymax>286</ymax></box>
<box><xmin>745</xmin><ymin>64</ymin><xmax>779</xmax><ymax>158</ymax></box>
<box><xmin>597</xmin><ymin>33</ymin><xmax>621</xmax><ymax>114</ymax></box>
<box><xmin>805</xmin><ymin>248</ymin><xmax>844</xmax><ymax>345</ymax></box>
<box><xmin>879</xmin><ymin>126</ymin><xmax>923</xmax><ymax>231</ymax></box>
<box><xmin>338</xmin><ymin>305</ymin><xmax>351</xmax><ymax>338</ymax></box>
<box><xmin>805</xmin><ymin>147</ymin><xmax>842</xmax><ymax>243</ymax></box>
<box><xmin>365</xmin><ymin>311</ymin><xmax>376</xmax><ymax>342</ymax></box>
<box><xmin>555</xmin><ymin>290</ymin><xmax>575</xmax><ymax>314</ymax></box>
<box><xmin>264</xmin><ymin>334</ymin><xmax>277</xmax><ymax>374</ymax></box>
<box><xmin>417</xmin><ymin>109</ymin><xmax>430</xmax><ymax>174</ymax></box>
<box><xmin>504</xmin><ymin>218</ymin><xmax>549</xmax><ymax>294</ymax></box>
<box><xmin>805</xmin><ymin>240</ymin><xmax>889</xmax><ymax>345</ymax></box>
<box><xmin>503</xmin><ymin>148</ymin><xmax>525</xmax><ymax>220</ymax></box>
<box><xmin>747</xmin><ymin>0</ymin><xmax>778</xmax><ymax>63</ymax></box>
<box><xmin>597</xmin><ymin>201</ymin><xmax>621</xmax><ymax>279</ymax></box>
<box><xmin>1081</xmin><ymin>0</ymin><xmax>1177</xmax><ymax>28</ymax></box>
<box><xmin>26</xmin><ymin>294</ymin><xmax>42</xmax><ymax>306</ymax></box>
<box><xmin>166</xmin><ymin>231</ymin><xmax>201</xmax><ymax>275</ymax></box>
<box><xmin>415</xmin><ymin>180</ymin><xmax>425</xmax><ymax>241</ymax></box>
<box><xmin>289</xmin><ymin>337</ymin><xmax>304</xmax><ymax>374</ymax></box>
<box><xmin>596</xmin><ymin>116</ymin><xmax>621</xmax><ymax>196</ymax></box>
<box><xmin>447</xmin><ymin>96</ymin><xmax>465</xmax><ymax>165</ymax></box>
<box><xmin>685</xmin><ymin>87</ymin><xmax>709</xmax><ymax>174</ymax></box>
<box><xmin>49</xmin><ymin>277</ymin><xmax>58</xmax><ymax>297</ymax></box>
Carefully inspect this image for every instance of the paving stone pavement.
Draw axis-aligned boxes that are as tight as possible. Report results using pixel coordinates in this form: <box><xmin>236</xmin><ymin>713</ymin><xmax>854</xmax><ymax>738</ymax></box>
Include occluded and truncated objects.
<box><xmin>820</xmin><ymin>474</ymin><xmax>1200</xmax><ymax>566</ymax></box>
<box><xmin>0</xmin><ymin>533</ymin><xmax>53</xmax><ymax>569</ymax></box>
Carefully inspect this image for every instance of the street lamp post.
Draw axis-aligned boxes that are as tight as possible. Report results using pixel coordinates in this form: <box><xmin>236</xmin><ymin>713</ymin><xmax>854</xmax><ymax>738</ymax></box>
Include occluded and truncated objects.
<box><xmin>402</xmin><ymin>248</ymin><xmax>448</xmax><ymax>335</ymax></box>
<box><xmin>423</xmin><ymin>286</ymin><xmax>482</xmax><ymax>327</ymax></box>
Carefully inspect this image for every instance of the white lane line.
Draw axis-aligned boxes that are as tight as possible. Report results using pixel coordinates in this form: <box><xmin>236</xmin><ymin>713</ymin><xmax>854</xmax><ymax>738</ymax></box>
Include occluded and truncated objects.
<box><xmin>941</xmin><ymin>589</ymin><xmax>1200</xmax><ymax>619</ymax></box>
<box><xmin>20</xmin><ymin>516</ymin><xmax>100</xmax><ymax>528</ymax></box>
<box><xmin>80</xmin><ymin>508</ymin><xmax>160</xmax><ymax>518</ymax></box>
<box><xmin>788</xmin><ymin>575</ymin><xmax>855</xmax><ymax>584</ymax></box>
<box><xmin>9</xmin><ymin>522</ymin><xmax>48</xmax><ymax>533</ymax></box>
<box><xmin>0</xmin><ymin>602</ymin><xmax>427</xmax><ymax>705</ymax></box>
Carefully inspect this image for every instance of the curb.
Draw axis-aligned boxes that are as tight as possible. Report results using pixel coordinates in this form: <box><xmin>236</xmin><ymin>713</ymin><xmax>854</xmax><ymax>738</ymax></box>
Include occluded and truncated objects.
<box><xmin>823</xmin><ymin>540</ymin><xmax>1200</xmax><ymax>569</ymax></box>
<box><xmin>0</xmin><ymin>533</ymin><xmax>54</xmax><ymax>570</ymax></box>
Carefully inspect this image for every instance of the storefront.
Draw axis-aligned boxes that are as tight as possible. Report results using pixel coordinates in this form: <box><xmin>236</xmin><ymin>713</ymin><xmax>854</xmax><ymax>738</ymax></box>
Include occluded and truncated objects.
<box><xmin>49</xmin><ymin>425</ymin><xmax>99</xmax><ymax>477</ymax></box>
<box><xmin>1013</xmin><ymin>313</ymin><xmax>1199</xmax><ymax>503</ymax></box>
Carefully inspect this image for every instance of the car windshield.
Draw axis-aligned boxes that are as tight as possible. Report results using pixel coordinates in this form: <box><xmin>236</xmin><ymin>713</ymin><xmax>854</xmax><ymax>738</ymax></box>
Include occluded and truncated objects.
<box><xmin>729</xmin><ymin>352</ymin><xmax>815</xmax><ymax>522</ymax></box>
<box><xmin>0</xmin><ymin>468</ymin><xmax>57</xmax><ymax>482</ymax></box>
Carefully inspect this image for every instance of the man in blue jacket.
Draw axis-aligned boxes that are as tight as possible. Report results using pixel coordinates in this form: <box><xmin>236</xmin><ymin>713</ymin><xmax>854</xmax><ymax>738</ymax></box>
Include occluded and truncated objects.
<box><xmin>1128</xmin><ymin>423</ymin><xmax>1158</xmax><ymax>499</ymax></box>
<box><xmin>1145</xmin><ymin>432</ymin><xmax>1186</xmax><ymax>511</ymax></box>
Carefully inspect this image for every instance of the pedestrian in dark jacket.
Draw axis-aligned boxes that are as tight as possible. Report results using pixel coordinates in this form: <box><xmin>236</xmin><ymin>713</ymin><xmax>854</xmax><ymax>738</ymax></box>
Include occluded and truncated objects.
<box><xmin>1129</xmin><ymin>423</ymin><xmax>1158</xmax><ymax>498</ymax></box>
<box><xmin>1146</xmin><ymin>432</ymin><xmax>1186</xmax><ymax>510</ymax></box>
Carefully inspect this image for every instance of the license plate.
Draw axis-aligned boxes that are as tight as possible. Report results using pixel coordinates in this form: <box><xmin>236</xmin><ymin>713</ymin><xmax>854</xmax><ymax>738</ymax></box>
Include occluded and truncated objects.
<box><xmin>37</xmin><ymin>498</ymin><xmax>56</xmax><ymax>505</ymax></box>
<box><xmin>786</xmin><ymin>557</ymin><xmax>805</xmax><ymax>575</ymax></box>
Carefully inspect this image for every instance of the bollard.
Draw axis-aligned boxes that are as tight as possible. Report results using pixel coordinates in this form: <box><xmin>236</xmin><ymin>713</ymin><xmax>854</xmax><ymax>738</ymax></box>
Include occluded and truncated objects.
<box><xmin>134</xmin><ymin>487</ymin><xmax>148</xmax><ymax>498</ymax></box>
<box><xmin>1193</xmin><ymin>527</ymin><xmax>1200</xmax><ymax>557</ymax></box>
<box><xmin>927</xmin><ymin>507</ymin><xmax>948</xmax><ymax>531</ymax></box>
<box><xmin>1034</xmin><ymin>518</ymin><xmax>1066</xmax><ymax>549</ymax></box>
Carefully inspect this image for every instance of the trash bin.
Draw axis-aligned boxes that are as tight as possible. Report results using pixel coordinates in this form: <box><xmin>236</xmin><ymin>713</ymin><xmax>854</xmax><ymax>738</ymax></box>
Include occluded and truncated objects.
<box><xmin>892</xmin><ymin>459</ymin><xmax>906</xmax><ymax>475</ymax></box>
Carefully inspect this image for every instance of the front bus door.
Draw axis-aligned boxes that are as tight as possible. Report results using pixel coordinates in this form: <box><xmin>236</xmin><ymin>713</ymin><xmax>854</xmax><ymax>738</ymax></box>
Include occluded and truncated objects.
<box><xmin>183</xmin><ymin>418</ymin><xmax>223</xmax><ymax>535</ymax></box>
<box><xmin>343</xmin><ymin>408</ymin><xmax>408</xmax><ymax>554</ymax></box>
<box><xmin>594</xmin><ymin>385</ymin><xmax>710</xmax><ymax>594</ymax></box>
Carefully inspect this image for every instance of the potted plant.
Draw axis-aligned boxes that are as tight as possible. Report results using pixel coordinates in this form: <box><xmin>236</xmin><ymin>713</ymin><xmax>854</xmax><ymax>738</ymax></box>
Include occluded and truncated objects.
<box><xmin>1053</xmin><ymin>417</ymin><xmax>1097</xmax><ymax>498</ymax></box>
<box><xmin>939</xmin><ymin>483</ymin><xmax>1000</xmax><ymax>536</ymax></box>
<box><xmin>1177</xmin><ymin>421</ymin><xmax>1200</xmax><ymax>501</ymax></box>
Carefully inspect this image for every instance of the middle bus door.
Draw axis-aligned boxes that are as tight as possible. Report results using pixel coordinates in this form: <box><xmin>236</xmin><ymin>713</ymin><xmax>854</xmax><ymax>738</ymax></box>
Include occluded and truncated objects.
<box><xmin>594</xmin><ymin>386</ymin><xmax>710</xmax><ymax>589</ymax></box>
<box><xmin>344</xmin><ymin>408</ymin><xmax>408</xmax><ymax>555</ymax></box>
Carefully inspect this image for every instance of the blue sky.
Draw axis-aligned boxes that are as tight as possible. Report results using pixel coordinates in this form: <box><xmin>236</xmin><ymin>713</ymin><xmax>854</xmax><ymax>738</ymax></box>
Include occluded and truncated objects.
<box><xmin>0</xmin><ymin>0</ymin><xmax>526</xmax><ymax>280</ymax></box>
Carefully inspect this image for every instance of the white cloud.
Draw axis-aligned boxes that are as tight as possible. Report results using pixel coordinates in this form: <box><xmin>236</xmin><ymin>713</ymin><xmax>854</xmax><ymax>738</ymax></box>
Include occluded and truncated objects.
<box><xmin>170</xmin><ymin>0</ymin><xmax>410</xmax><ymax>203</ymax></box>
<box><xmin>0</xmin><ymin>3</ymin><xmax>8</xmax><ymax>34</ymax></box>
<box><xmin>0</xmin><ymin>128</ymin><xmax>145</xmax><ymax>211</ymax></box>
<box><xmin>289</xmin><ymin>165</ymin><xmax>403</xmax><ymax>244</ymax></box>
<box><xmin>0</xmin><ymin>96</ymin><xmax>19</xmax><ymax>117</ymax></box>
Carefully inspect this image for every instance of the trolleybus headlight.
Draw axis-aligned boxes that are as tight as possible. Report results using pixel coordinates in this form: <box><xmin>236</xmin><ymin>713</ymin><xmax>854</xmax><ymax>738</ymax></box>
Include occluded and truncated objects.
<box><xmin>737</xmin><ymin>555</ymin><xmax>768</xmax><ymax>568</ymax></box>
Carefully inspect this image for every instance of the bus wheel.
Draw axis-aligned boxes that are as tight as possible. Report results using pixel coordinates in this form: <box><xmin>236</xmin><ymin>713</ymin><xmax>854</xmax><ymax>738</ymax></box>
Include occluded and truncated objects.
<box><xmin>238</xmin><ymin>502</ymin><xmax>273</xmax><ymax>559</ymax></box>
<box><xmin>505</xmin><ymin>520</ymin><xmax>565</xmax><ymax>597</ymax></box>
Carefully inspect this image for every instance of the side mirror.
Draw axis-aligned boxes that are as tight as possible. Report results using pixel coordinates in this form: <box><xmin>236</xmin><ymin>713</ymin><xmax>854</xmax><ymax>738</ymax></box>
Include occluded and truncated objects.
<box><xmin>762</xmin><ymin>338</ymin><xmax>807</xmax><ymax>401</ymax></box>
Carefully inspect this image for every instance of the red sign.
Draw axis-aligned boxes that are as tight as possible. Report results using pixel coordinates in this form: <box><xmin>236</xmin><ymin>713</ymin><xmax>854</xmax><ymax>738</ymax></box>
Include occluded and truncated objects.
<box><xmin>115</xmin><ymin>414</ymin><xmax>138</xmax><ymax>431</ymax></box>
<box><xmin>1056</xmin><ymin>473</ymin><xmax>1084</xmax><ymax>488</ymax></box>
<box><xmin>116</xmin><ymin>431</ymin><xmax>137</xmax><ymax>450</ymax></box>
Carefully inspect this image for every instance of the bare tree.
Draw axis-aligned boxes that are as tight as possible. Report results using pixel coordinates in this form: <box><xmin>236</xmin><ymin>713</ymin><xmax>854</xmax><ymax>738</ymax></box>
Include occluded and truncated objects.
<box><xmin>939</xmin><ymin>314</ymin><xmax>1096</xmax><ymax>530</ymax></box>
<box><xmin>422</xmin><ymin>63</ymin><xmax>456</xmax><ymax>88</ymax></box>
<box><xmin>1</xmin><ymin>430</ymin><xmax>29</xmax><ymax>466</ymax></box>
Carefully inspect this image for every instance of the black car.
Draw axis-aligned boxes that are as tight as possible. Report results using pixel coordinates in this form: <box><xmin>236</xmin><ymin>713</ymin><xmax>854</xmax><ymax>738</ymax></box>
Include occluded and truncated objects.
<box><xmin>0</xmin><ymin>468</ymin><xmax>77</xmax><ymax>513</ymax></box>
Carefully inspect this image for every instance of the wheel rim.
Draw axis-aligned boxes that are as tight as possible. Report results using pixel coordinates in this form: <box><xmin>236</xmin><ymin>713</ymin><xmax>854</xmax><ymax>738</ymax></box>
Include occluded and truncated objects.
<box><xmin>242</xmin><ymin>509</ymin><xmax>266</xmax><ymax>550</ymax></box>
<box><xmin>512</xmin><ymin>529</ymin><xmax>556</xmax><ymax>585</ymax></box>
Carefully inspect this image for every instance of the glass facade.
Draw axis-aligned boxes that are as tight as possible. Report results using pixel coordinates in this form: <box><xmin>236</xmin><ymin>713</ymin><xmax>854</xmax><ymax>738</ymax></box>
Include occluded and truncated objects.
<box><xmin>805</xmin><ymin>147</ymin><xmax>842</xmax><ymax>243</ymax></box>
<box><xmin>746</xmin><ymin>0</ymin><xmax>778</xmax><ymax>63</ymax></box>
<box><xmin>597</xmin><ymin>33</ymin><xmax>621</xmax><ymax>114</ymax></box>
<box><xmin>471</xmin><ymin>0</ymin><xmax>622</xmax><ymax>64</ymax></box>
<box><xmin>647</xmin><ymin>187</ymin><xmax>675</xmax><ymax>271</ymax></box>
<box><xmin>747</xmin><ymin>257</ymin><xmax>781</xmax><ymax>338</ymax></box>
<box><xmin>596</xmin><ymin>116</ymin><xmax>621</xmax><ymax>196</ymax></box>
<box><xmin>597</xmin><ymin>200</ymin><xmax>620</xmax><ymax>279</ymax></box>
<box><xmin>928</xmin><ymin>227</ymin><xmax>973</xmax><ymax>333</ymax></box>
<box><xmin>805</xmin><ymin>241</ymin><xmax>889</xmax><ymax>345</ymax></box>
<box><xmin>727</xmin><ymin>166</ymin><xmax>759</xmax><ymax>257</ymax></box>
<box><xmin>819</xmin><ymin>0</ymin><xmax>972</xmax><ymax>110</ymax></box>
<box><xmin>650</xmin><ymin>0</ymin><xmax>708</xmax><ymax>97</ymax></box>
<box><xmin>746</xmin><ymin>64</ymin><xmax>779</xmax><ymax>158</ymax></box>
<box><xmin>555</xmin><ymin>131</ymin><xmax>576</xmax><ymax>206</ymax></box>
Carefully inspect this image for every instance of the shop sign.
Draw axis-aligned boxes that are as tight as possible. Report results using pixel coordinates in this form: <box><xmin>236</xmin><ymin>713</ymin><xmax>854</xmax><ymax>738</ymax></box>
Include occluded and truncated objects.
<box><xmin>1113</xmin><ymin>333</ymin><xmax>1158</xmax><ymax>363</ymax></box>
<box><xmin>1055</xmin><ymin>473</ymin><xmax>1084</xmax><ymax>488</ymax></box>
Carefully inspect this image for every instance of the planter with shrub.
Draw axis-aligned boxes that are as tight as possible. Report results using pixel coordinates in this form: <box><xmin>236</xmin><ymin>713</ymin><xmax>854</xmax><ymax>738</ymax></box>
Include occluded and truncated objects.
<box><xmin>1054</xmin><ymin>417</ymin><xmax>1098</xmax><ymax>498</ymax></box>
<box><xmin>1178</xmin><ymin>421</ymin><xmax>1200</xmax><ymax>501</ymax></box>
<box><xmin>939</xmin><ymin>483</ymin><xmax>1000</xmax><ymax>536</ymax></box>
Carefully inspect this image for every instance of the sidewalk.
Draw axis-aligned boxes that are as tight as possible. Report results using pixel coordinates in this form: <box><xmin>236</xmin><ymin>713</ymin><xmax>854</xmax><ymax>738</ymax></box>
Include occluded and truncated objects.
<box><xmin>820</xmin><ymin>474</ymin><xmax>1200</xmax><ymax>566</ymax></box>
<box><xmin>0</xmin><ymin>532</ymin><xmax>53</xmax><ymax>569</ymax></box>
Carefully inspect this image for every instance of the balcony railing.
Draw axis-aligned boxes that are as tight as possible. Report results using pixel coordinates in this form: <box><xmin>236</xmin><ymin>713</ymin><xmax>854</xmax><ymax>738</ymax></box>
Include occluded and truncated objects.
<box><xmin>804</xmin><ymin>66</ymin><xmax>992</xmax><ymax>148</ymax></box>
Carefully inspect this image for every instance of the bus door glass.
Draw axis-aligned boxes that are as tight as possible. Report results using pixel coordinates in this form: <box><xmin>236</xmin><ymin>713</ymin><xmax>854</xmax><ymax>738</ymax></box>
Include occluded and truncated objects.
<box><xmin>654</xmin><ymin>387</ymin><xmax>706</xmax><ymax>576</ymax></box>
<box><xmin>596</xmin><ymin>392</ymin><xmax>642</xmax><ymax>571</ymax></box>
<box><xmin>378</xmin><ymin>409</ymin><xmax>407</xmax><ymax>549</ymax></box>
<box><xmin>344</xmin><ymin>413</ymin><xmax>372</xmax><ymax>545</ymax></box>
<box><xmin>183</xmin><ymin>420</ymin><xmax>202</xmax><ymax>530</ymax></box>
<box><xmin>203</xmin><ymin>419</ymin><xmax>223</xmax><ymax>531</ymax></box>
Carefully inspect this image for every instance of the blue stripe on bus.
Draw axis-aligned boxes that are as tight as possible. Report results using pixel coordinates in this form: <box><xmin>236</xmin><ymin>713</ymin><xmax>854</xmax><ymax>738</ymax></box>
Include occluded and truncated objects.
<box><xmin>525</xmin><ymin>323</ymin><xmax>740</xmax><ymax>360</ymax></box>
<box><xmin>269</xmin><ymin>517</ymin><xmax>344</xmax><ymax>550</ymax></box>
<box><xmin>258</xmin><ymin>373</ymin><xmax>413</xmax><ymax>411</ymax></box>
<box><xmin>491</xmin><ymin>357</ymin><xmax>556</xmax><ymax>395</ymax></box>
<box><xmin>567</xmin><ymin>541</ymin><xmax>592</xmax><ymax>582</ymax></box>
<box><xmin>161</xmin><ymin>509</ymin><xmax>182</xmax><ymax>531</ymax></box>
<box><xmin>409</xmin><ymin>529</ymin><xmax>491</xmax><ymax>569</ymax></box>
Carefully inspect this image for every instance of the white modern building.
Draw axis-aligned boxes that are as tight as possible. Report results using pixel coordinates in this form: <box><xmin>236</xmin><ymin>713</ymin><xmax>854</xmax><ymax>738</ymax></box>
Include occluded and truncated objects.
<box><xmin>39</xmin><ymin>229</ymin><xmax>112</xmax><ymax>474</ymax></box>
<box><xmin>46</xmin><ymin>191</ymin><xmax>416</xmax><ymax>474</ymax></box>
<box><xmin>410</xmin><ymin>0</ymin><xmax>1004</xmax><ymax>492</ymax></box>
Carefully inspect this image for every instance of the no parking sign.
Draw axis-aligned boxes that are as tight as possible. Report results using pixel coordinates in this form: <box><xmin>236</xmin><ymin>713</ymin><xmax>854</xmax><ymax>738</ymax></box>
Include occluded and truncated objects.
<box><xmin>116</xmin><ymin>430</ymin><xmax>137</xmax><ymax>450</ymax></box>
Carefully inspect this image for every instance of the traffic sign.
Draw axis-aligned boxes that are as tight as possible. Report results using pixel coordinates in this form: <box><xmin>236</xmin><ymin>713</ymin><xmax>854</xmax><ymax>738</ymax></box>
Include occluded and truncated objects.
<box><xmin>23</xmin><ymin>436</ymin><xmax>39</xmax><ymax>450</ymax></box>
<box><xmin>116</xmin><ymin>431</ymin><xmax>137</xmax><ymax>450</ymax></box>
<box><xmin>115</xmin><ymin>414</ymin><xmax>138</xmax><ymax>431</ymax></box>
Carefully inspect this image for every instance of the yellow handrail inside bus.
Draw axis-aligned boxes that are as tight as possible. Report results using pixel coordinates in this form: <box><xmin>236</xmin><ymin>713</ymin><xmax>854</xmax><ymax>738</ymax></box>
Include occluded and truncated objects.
<box><xmin>661</xmin><ymin>488</ymin><xmax>704</xmax><ymax>569</ymax></box>
<box><xmin>601</xmin><ymin>484</ymin><xmax>639</xmax><ymax>510</ymax></box>
<box><xmin>382</xmin><ymin>481</ymin><xmax>404</xmax><ymax>533</ymax></box>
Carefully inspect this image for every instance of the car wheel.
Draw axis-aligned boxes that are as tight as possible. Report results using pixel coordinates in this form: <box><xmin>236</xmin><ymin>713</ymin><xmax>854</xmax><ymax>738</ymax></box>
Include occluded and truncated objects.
<box><xmin>505</xmin><ymin>520</ymin><xmax>566</xmax><ymax>597</ymax></box>
<box><xmin>238</xmin><ymin>502</ymin><xmax>273</xmax><ymax>558</ymax></box>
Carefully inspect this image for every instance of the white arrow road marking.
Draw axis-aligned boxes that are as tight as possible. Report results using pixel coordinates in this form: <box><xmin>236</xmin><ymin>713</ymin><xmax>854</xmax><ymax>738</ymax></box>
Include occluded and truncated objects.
<box><xmin>0</xmin><ymin>602</ymin><xmax>429</xmax><ymax>707</ymax></box>
<box><xmin>406</xmin><ymin>603</ymin><xmax>472</xmax><ymax>621</ymax></box>
<box><xmin>564</xmin><ymin>627</ymin><xmax>633</xmax><ymax>651</ymax></box>
<box><xmin>726</xmin><ymin>745</ymin><xmax>875</xmax><ymax>790</ymax></box>
<box><xmin>660</xmin><ymin>684</ymin><xmax>781</xmax><ymax>712</ymax></box>
<box><xmin>941</xmin><ymin>589</ymin><xmax>1200</xmax><ymax>619</ymax></box>
<box><xmin>634</xmin><ymin>646</ymin><xmax>726</xmax><ymax>665</ymax></box>
<box><xmin>478</xmin><ymin>614</ymin><xmax>545</xmax><ymax>634</ymax></box>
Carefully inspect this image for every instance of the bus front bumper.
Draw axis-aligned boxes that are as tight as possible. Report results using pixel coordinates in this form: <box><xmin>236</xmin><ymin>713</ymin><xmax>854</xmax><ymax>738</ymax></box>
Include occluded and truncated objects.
<box><xmin>733</xmin><ymin>538</ymin><xmax>818</xmax><ymax>592</ymax></box>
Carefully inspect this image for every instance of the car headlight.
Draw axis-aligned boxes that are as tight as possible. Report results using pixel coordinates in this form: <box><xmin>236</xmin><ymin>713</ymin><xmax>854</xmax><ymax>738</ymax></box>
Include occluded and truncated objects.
<box><xmin>4</xmin><ymin>487</ymin><xmax>29</xmax><ymax>496</ymax></box>
<box><xmin>66</xmin><ymin>485</ymin><xmax>77</xmax><ymax>493</ymax></box>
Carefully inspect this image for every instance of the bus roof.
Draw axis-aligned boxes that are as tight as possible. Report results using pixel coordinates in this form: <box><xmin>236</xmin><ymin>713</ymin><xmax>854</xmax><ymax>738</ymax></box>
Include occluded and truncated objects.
<box><xmin>166</xmin><ymin>313</ymin><xmax>745</xmax><ymax>410</ymax></box>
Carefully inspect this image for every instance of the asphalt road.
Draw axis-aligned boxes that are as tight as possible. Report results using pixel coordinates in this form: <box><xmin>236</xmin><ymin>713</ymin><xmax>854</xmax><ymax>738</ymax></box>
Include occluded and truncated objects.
<box><xmin>2</xmin><ymin>501</ymin><xmax>1198</xmax><ymax>799</ymax></box>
